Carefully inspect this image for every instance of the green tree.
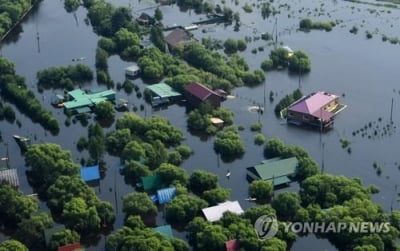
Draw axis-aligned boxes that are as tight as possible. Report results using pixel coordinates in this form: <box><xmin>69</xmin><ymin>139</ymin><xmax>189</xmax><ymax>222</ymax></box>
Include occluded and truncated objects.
<box><xmin>121</xmin><ymin>161</ymin><xmax>151</xmax><ymax>185</ymax></box>
<box><xmin>155</xmin><ymin>163</ymin><xmax>189</xmax><ymax>186</ymax></box>
<box><xmin>195</xmin><ymin>224</ymin><xmax>230</xmax><ymax>250</ymax></box>
<box><xmin>272</xmin><ymin>192</ymin><xmax>301</xmax><ymax>220</ymax></box>
<box><xmin>237</xmin><ymin>39</ymin><xmax>247</xmax><ymax>51</ymax></box>
<box><xmin>288</xmin><ymin>51</ymin><xmax>311</xmax><ymax>73</ymax></box>
<box><xmin>224</xmin><ymin>38</ymin><xmax>238</xmax><ymax>54</ymax></box>
<box><xmin>264</xmin><ymin>137</ymin><xmax>286</xmax><ymax>158</ymax></box>
<box><xmin>0</xmin><ymin>240</ymin><xmax>28</xmax><ymax>251</ymax></box>
<box><xmin>124</xmin><ymin>215</ymin><xmax>145</xmax><ymax>230</ymax></box>
<box><xmin>62</xmin><ymin>197</ymin><xmax>101</xmax><ymax>233</ymax></box>
<box><xmin>48</xmin><ymin>229</ymin><xmax>80</xmax><ymax>251</ymax></box>
<box><xmin>122</xmin><ymin>140</ymin><xmax>146</xmax><ymax>162</ymax></box>
<box><xmin>176</xmin><ymin>145</ymin><xmax>192</xmax><ymax>159</ymax></box>
<box><xmin>249</xmin><ymin>180</ymin><xmax>273</xmax><ymax>202</ymax></box>
<box><xmin>269</xmin><ymin>48</ymin><xmax>290</xmax><ymax>68</ymax></box>
<box><xmin>25</xmin><ymin>143</ymin><xmax>79</xmax><ymax>193</ymax></box>
<box><xmin>150</xmin><ymin>26</ymin><xmax>165</xmax><ymax>51</ymax></box>
<box><xmin>122</xmin><ymin>192</ymin><xmax>157</xmax><ymax>217</ymax></box>
<box><xmin>189</xmin><ymin>170</ymin><xmax>218</xmax><ymax>195</ymax></box>
<box><xmin>106</xmin><ymin>128</ymin><xmax>132</xmax><ymax>155</ymax></box>
<box><xmin>64</xmin><ymin>0</ymin><xmax>80</xmax><ymax>13</ymax></box>
<box><xmin>154</xmin><ymin>8</ymin><xmax>163</xmax><ymax>21</ymax></box>
<box><xmin>111</xmin><ymin>7</ymin><xmax>132</xmax><ymax>33</ymax></box>
<box><xmin>165</xmin><ymin>194</ymin><xmax>208</xmax><ymax>224</ymax></box>
<box><xmin>214</xmin><ymin>126</ymin><xmax>245</xmax><ymax>158</ymax></box>
<box><xmin>94</xmin><ymin>101</ymin><xmax>115</xmax><ymax>121</ymax></box>
<box><xmin>202</xmin><ymin>187</ymin><xmax>231</xmax><ymax>206</ymax></box>
<box><xmin>16</xmin><ymin>213</ymin><xmax>53</xmax><ymax>248</ymax></box>
<box><xmin>95</xmin><ymin>47</ymin><xmax>108</xmax><ymax>70</ymax></box>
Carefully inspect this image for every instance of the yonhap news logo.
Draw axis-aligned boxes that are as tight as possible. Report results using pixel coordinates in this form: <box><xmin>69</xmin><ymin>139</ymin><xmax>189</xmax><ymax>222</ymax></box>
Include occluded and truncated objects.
<box><xmin>254</xmin><ymin>214</ymin><xmax>279</xmax><ymax>240</ymax></box>
<box><xmin>254</xmin><ymin>214</ymin><xmax>391</xmax><ymax>241</ymax></box>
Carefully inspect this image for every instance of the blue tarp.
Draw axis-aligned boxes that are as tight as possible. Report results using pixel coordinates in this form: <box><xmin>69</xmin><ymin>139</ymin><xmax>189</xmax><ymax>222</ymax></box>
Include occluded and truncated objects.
<box><xmin>80</xmin><ymin>165</ymin><xmax>100</xmax><ymax>182</ymax></box>
<box><xmin>157</xmin><ymin>187</ymin><xmax>176</xmax><ymax>204</ymax></box>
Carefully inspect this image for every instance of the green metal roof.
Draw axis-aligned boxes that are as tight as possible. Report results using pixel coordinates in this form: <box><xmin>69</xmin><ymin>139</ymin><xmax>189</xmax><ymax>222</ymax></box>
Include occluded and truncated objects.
<box><xmin>64</xmin><ymin>99</ymin><xmax>93</xmax><ymax>109</ymax></box>
<box><xmin>272</xmin><ymin>176</ymin><xmax>291</xmax><ymax>186</ymax></box>
<box><xmin>251</xmin><ymin>157</ymin><xmax>298</xmax><ymax>180</ymax></box>
<box><xmin>64</xmin><ymin>89</ymin><xmax>116</xmax><ymax>111</ymax></box>
<box><xmin>75</xmin><ymin>107</ymin><xmax>92</xmax><ymax>114</ymax></box>
<box><xmin>146</xmin><ymin>83</ymin><xmax>181</xmax><ymax>99</ymax></box>
<box><xmin>153</xmin><ymin>225</ymin><xmax>173</xmax><ymax>238</ymax></box>
<box><xmin>140</xmin><ymin>175</ymin><xmax>162</xmax><ymax>191</ymax></box>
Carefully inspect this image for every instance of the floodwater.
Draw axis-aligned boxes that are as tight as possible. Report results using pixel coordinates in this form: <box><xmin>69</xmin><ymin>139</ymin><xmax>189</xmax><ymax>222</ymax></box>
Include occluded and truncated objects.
<box><xmin>1</xmin><ymin>0</ymin><xmax>400</xmax><ymax>250</ymax></box>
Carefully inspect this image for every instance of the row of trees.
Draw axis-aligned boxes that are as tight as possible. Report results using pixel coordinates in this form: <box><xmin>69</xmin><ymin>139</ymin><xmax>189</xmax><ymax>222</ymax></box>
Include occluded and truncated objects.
<box><xmin>36</xmin><ymin>64</ymin><xmax>93</xmax><ymax>90</ymax></box>
<box><xmin>299</xmin><ymin>18</ymin><xmax>336</xmax><ymax>32</ymax></box>
<box><xmin>0</xmin><ymin>0</ymin><xmax>35</xmax><ymax>38</ymax></box>
<box><xmin>0</xmin><ymin>58</ymin><xmax>59</xmax><ymax>134</ymax></box>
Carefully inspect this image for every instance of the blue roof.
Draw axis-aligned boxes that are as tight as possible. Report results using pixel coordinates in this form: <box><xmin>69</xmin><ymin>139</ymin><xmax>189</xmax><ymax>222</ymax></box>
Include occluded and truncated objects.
<box><xmin>80</xmin><ymin>165</ymin><xmax>100</xmax><ymax>182</ymax></box>
<box><xmin>157</xmin><ymin>187</ymin><xmax>176</xmax><ymax>204</ymax></box>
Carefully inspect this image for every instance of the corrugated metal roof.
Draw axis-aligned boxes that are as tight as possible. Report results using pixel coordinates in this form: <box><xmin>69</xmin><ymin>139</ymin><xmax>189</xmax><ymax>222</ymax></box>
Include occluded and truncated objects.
<box><xmin>249</xmin><ymin>157</ymin><xmax>298</xmax><ymax>181</ymax></box>
<box><xmin>157</xmin><ymin>187</ymin><xmax>176</xmax><ymax>204</ymax></box>
<box><xmin>0</xmin><ymin>168</ymin><xmax>19</xmax><ymax>187</ymax></box>
<box><xmin>202</xmin><ymin>201</ymin><xmax>244</xmax><ymax>222</ymax></box>
<box><xmin>288</xmin><ymin>92</ymin><xmax>338</xmax><ymax>119</ymax></box>
<box><xmin>146</xmin><ymin>83</ymin><xmax>181</xmax><ymax>99</ymax></box>
<box><xmin>80</xmin><ymin>165</ymin><xmax>100</xmax><ymax>182</ymax></box>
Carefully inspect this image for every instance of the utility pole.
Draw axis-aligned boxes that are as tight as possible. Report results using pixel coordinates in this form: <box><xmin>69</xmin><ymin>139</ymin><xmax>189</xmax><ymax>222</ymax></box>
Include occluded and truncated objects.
<box><xmin>321</xmin><ymin>142</ymin><xmax>325</xmax><ymax>173</ymax></box>
<box><xmin>390</xmin><ymin>97</ymin><xmax>394</xmax><ymax>123</ymax></box>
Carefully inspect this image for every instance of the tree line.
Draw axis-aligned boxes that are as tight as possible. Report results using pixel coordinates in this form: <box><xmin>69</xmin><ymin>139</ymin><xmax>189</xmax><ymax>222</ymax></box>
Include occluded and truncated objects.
<box><xmin>0</xmin><ymin>58</ymin><xmax>59</xmax><ymax>134</ymax></box>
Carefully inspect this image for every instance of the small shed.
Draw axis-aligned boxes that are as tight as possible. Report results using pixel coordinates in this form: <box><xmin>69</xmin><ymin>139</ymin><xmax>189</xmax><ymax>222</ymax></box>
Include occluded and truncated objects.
<box><xmin>138</xmin><ymin>175</ymin><xmax>162</xmax><ymax>191</ymax></box>
<box><xmin>282</xmin><ymin>45</ymin><xmax>294</xmax><ymax>57</ymax></box>
<box><xmin>80</xmin><ymin>165</ymin><xmax>100</xmax><ymax>185</ymax></box>
<box><xmin>125</xmin><ymin>65</ymin><xmax>140</xmax><ymax>77</ymax></box>
<box><xmin>209</xmin><ymin>117</ymin><xmax>224</xmax><ymax>127</ymax></box>
<box><xmin>153</xmin><ymin>225</ymin><xmax>173</xmax><ymax>238</ymax></box>
<box><xmin>0</xmin><ymin>168</ymin><xmax>19</xmax><ymax>187</ymax></box>
<box><xmin>202</xmin><ymin>201</ymin><xmax>244</xmax><ymax>222</ymax></box>
<box><xmin>156</xmin><ymin>187</ymin><xmax>176</xmax><ymax>204</ymax></box>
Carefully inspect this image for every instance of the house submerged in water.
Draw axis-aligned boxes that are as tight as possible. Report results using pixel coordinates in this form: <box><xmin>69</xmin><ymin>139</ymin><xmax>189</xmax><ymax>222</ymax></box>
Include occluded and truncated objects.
<box><xmin>286</xmin><ymin>91</ymin><xmax>346</xmax><ymax>130</ymax></box>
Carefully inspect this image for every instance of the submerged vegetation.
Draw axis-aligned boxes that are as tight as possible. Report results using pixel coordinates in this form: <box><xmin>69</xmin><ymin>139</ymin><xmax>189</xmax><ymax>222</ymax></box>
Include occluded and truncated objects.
<box><xmin>274</xmin><ymin>89</ymin><xmax>303</xmax><ymax>116</ymax></box>
<box><xmin>299</xmin><ymin>18</ymin><xmax>336</xmax><ymax>32</ymax></box>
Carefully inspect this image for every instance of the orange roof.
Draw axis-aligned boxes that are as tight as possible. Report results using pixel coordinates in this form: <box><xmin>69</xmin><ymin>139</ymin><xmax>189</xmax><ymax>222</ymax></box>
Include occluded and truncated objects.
<box><xmin>58</xmin><ymin>243</ymin><xmax>82</xmax><ymax>251</ymax></box>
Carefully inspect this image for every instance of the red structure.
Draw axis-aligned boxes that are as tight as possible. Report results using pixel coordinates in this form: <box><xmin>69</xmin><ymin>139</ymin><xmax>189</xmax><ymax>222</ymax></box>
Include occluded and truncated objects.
<box><xmin>58</xmin><ymin>243</ymin><xmax>83</xmax><ymax>251</ymax></box>
<box><xmin>225</xmin><ymin>239</ymin><xmax>240</xmax><ymax>251</ymax></box>
<box><xmin>184</xmin><ymin>82</ymin><xmax>221</xmax><ymax>108</ymax></box>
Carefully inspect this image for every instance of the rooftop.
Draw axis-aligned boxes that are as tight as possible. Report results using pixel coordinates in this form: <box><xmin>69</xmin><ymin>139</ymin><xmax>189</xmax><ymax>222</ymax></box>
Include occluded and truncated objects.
<box><xmin>202</xmin><ymin>201</ymin><xmax>244</xmax><ymax>222</ymax></box>
<box><xmin>80</xmin><ymin>165</ymin><xmax>100</xmax><ymax>182</ymax></box>
<box><xmin>288</xmin><ymin>92</ymin><xmax>338</xmax><ymax>117</ymax></box>
<box><xmin>247</xmin><ymin>157</ymin><xmax>298</xmax><ymax>182</ymax></box>
<box><xmin>225</xmin><ymin>239</ymin><xmax>240</xmax><ymax>251</ymax></box>
<box><xmin>64</xmin><ymin>89</ymin><xmax>116</xmax><ymax>110</ymax></box>
<box><xmin>146</xmin><ymin>83</ymin><xmax>181</xmax><ymax>99</ymax></box>
<box><xmin>185</xmin><ymin>82</ymin><xmax>220</xmax><ymax>101</ymax></box>
<box><xmin>156</xmin><ymin>186</ymin><xmax>176</xmax><ymax>204</ymax></box>
<box><xmin>165</xmin><ymin>28</ymin><xmax>191</xmax><ymax>47</ymax></box>
<box><xmin>0</xmin><ymin>168</ymin><xmax>19</xmax><ymax>187</ymax></box>
<box><xmin>140</xmin><ymin>175</ymin><xmax>162</xmax><ymax>191</ymax></box>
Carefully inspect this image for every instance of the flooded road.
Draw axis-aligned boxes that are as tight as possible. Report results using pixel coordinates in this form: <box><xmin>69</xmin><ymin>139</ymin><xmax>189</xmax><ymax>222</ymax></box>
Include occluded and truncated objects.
<box><xmin>1</xmin><ymin>0</ymin><xmax>400</xmax><ymax>249</ymax></box>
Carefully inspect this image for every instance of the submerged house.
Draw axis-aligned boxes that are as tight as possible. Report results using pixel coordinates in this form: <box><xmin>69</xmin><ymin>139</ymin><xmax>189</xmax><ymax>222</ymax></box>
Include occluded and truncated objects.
<box><xmin>146</xmin><ymin>83</ymin><xmax>182</xmax><ymax>106</ymax></box>
<box><xmin>202</xmin><ymin>201</ymin><xmax>244</xmax><ymax>222</ymax></box>
<box><xmin>184</xmin><ymin>82</ymin><xmax>222</xmax><ymax>108</ymax></box>
<box><xmin>246</xmin><ymin>157</ymin><xmax>298</xmax><ymax>187</ymax></box>
<box><xmin>63</xmin><ymin>89</ymin><xmax>116</xmax><ymax>114</ymax></box>
<box><xmin>165</xmin><ymin>28</ymin><xmax>196</xmax><ymax>49</ymax></box>
<box><xmin>286</xmin><ymin>91</ymin><xmax>346</xmax><ymax>129</ymax></box>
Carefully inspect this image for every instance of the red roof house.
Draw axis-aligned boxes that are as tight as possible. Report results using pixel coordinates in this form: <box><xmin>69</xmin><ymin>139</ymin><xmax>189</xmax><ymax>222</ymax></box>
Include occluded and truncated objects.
<box><xmin>225</xmin><ymin>239</ymin><xmax>240</xmax><ymax>251</ymax></box>
<box><xmin>184</xmin><ymin>82</ymin><xmax>221</xmax><ymax>108</ymax></box>
<box><xmin>287</xmin><ymin>91</ymin><xmax>346</xmax><ymax>129</ymax></box>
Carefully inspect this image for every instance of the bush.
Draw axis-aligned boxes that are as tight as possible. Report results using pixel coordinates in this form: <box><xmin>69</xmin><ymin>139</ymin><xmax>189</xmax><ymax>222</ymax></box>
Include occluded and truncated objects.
<box><xmin>224</xmin><ymin>38</ymin><xmax>238</xmax><ymax>54</ymax></box>
<box><xmin>237</xmin><ymin>39</ymin><xmax>247</xmax><ymax>51</ymax></box>
<box><xmin>214</xmin><ymin>126</ymin><xmax>245</xmax><ymax>158</ymax></box>
<box><xmin>254</xmin><ymin>134</ymin><xmax>266</xmax><ymax>145</ymax></box>
<box><xmin>261</xmin><ymin>60</ymin><xmax>273</xmax><ymax>71</ymax></box>
<box><xmin>250</xmin><ymin>122</ymin><xmax>262</xmax><ymax>132</ymax></box>
<box><xmin>288</xmin><ymin>51</ymin><xmax>311</xmax><ymax>73</ymax></box>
